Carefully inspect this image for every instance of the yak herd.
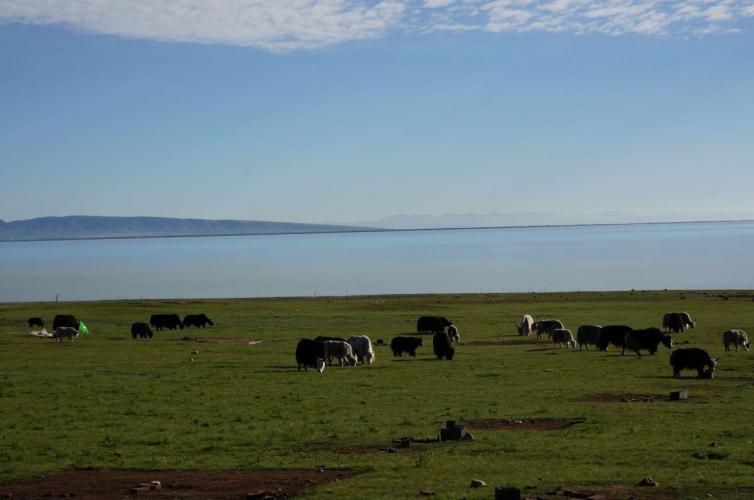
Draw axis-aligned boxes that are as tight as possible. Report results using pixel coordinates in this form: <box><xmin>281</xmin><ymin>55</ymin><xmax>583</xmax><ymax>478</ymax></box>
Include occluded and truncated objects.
<box><xmin>514</xmin><ymin>311</ymin><xmax>746</xmax><ymax>379</ymax></box>
<box><xmin>296</xmin><ymin>311</ymin><xmax>748</xmax><ymax>379</ymax></box>
<box><xmin>29</xmin><ymin>308</ymin><xmax>747</xmax><ymax>379</ymax></box>
<box><xmin>27</xmin><ymin>313</ymin><xmax>215</xmax><ymax>341</ymax></box>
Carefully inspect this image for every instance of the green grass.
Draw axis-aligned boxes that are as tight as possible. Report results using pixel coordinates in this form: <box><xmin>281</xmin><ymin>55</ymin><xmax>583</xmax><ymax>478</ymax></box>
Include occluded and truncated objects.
<box><xmin>1</xmin><ymin>290</ymin><xmax>754</xmax><ymax>498</ymax></box>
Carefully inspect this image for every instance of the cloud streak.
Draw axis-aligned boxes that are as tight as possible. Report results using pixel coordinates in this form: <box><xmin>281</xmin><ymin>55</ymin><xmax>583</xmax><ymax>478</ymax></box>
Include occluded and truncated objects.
<box><xmin>1</xmin><ymin>0</ymin><xmax>753</xmax><ymax>51</ymax></box>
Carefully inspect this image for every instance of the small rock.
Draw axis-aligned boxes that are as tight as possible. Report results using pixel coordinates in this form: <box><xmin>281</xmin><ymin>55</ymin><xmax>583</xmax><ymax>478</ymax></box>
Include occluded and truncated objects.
<box><xmin>670</xmin><ymin>390</ymin><xmax>688</xmax><ymax>400</ymax></box>
<box><xmin>470</xmin><ymin>479</ymin><xmax>486</xmax><ymax>488</ymax></box>
<box><xmin>419</xmin><ymin>489</ymin><xmax>435</xmax><ymax>496</ymax></box>
<box><xmin>150</xmin><ymin>481</ymin><xmax>161</xmax><ymax>490</ymax></box>
<box><xmin>192</xmin><ymin>350</ymin><xmax>199</xmax><ymax>355</ymax></box>
<box><xmin>638</xmin><ymin>477</ymin><xmax>658</xmax><ymax>487</ymax></box>
<box><xmin>189</xmin><ymin>358</ymin><xmax>194</xmax><ymax>362</ymax></box>
<box><xmin>525</xmin><ymin>485</ymin><xmax>538</xmax><ymax>490</ymax></box>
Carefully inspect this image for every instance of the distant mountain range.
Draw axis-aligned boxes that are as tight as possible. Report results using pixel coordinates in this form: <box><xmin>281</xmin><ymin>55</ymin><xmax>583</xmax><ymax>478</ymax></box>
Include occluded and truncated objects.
<box><xmin>0</xmin><ymin>216</ymin><xmax>377</xmax><ymax>242</ymax></box>
<box><xmin>363</xmin><ymin>211</ymin><xmax>754</xmax><ymax>229</ymax></box>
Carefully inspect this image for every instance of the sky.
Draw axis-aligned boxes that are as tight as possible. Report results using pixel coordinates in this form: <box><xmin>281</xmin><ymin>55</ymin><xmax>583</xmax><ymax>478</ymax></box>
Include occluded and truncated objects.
<box><xmin>1</xmin><ymin>1</ymin><xmax>753</xmax><ymax>225</ymax></box>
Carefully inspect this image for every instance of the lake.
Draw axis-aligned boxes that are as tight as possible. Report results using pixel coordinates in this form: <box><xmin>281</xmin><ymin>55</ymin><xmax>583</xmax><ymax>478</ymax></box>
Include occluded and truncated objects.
<box><xmin>1</xmin><ymin>221</ymin><xmax>753</xmax><ymax>302</ymax></box>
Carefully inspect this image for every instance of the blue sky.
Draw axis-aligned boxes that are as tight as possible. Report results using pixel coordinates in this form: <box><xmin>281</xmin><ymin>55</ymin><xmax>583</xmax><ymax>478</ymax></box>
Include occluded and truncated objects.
<box><xmin>1</xmin><ymin>1</ymin><xmax>753</xmax><ymax>224</ymax></box>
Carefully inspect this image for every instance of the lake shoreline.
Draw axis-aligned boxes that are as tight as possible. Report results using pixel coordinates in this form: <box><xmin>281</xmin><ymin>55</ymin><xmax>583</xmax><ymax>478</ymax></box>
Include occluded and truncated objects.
<box><xmin>3</xmin><ymin>289</ymin><xmax>752</xmax><ymax>306</ymax></box>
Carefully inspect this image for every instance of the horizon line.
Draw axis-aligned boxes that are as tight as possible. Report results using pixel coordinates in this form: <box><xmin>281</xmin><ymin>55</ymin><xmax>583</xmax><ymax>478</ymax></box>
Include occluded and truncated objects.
<box><xmin>1</xmin><ymin>218</ymin><xmax>752</xmax><ymax>244</ymax></box>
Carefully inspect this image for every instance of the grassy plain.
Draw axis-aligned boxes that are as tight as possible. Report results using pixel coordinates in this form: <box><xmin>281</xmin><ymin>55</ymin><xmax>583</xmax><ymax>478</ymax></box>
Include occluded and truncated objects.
<box><xmin>1</xmin><ymin>291</ymin><xmax>753</xmax><ymax>498</ymax></box>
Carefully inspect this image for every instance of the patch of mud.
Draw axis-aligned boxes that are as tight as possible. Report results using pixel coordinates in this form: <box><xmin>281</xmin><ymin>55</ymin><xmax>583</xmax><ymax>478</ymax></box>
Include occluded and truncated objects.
<box><xmin>464</xmin><ymin>417</ymin><xmax>585</xmax><ymax>431</ymax></box>
<box><xmin>0</xmin><ymin>468</ymin><xmax>356</xmax><ymax>499</ymax></box>
<box><xmin>180</xmin><ymin>336</ymin><xmax>262</xmax><ymax>345</ymax></box>
<box><xmin>585</xmin><ymin>393</ymin><xmax>681</xmax><ymax>403</ymax></box>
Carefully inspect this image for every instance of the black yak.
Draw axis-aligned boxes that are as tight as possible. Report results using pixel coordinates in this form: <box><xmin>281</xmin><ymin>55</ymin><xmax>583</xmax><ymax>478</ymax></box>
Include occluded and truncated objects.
<box><xmin>576</xmin><ymin>325</ymin><xmax>601</xmax><ymax>351</ymax></box>
<box><xmin>433</xmin><ymin>331</ymin><xmax>455</xmax><ymax>360</ymax></box>
<box><xmin>150</xmin><ymin>314</ymin><xmax>183</xmax><ymax>331</ymax></box>
<box><xmin>28</xmin><ymin>317</ymin><xmax>44</xmax><ymax>328</ymax></box>
<box><xmin>131</xmin><ymin>322</ymin><xmax>154</xmax><ymax>339</ymax></box>
<box><xmin>622</xmin><ymin>328</ymin><xmax>673</xmax><ymax>356</ymax></box>
<box><xmin>417</xmin><ymin>316</ymin><xmax>451</xmax><ymax>334</ymax></box>
<box><xmin>183</xmin><ymin>314</ymin><xmax>214</xmax><ymax>328</ymax></box>
<box><xmin>596</xmin><ymin>325</ymin><xmax>632</xmax><ymax>351</ymax></box>
<box><xmin>391</xmin><ymin>336</ymin><xmax>423</xmax><ymax>357</ymax></box>
<box><xmin>532</xmin><ymin>319</ymin><xmax>564</xmax><ymax>340</ymax></box>
<box><xmin>670</xmin><ymin>348</ymin><xmax>717</xmax><ymax>378</ymax></box>
<box><xmin>295</xmin><ymin>339</ymin><xmax>325</xmax><ymax>372</ymax></box>
<box><xmin>52</xmin><ymin>314</ymin><xmax>78</xmax><ymax>330</ymax></box>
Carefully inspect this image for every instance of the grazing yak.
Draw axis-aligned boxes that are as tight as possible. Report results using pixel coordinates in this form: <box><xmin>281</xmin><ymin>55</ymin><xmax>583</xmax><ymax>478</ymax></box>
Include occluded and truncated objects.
<box><xmin>723</xmin><ymin>329</ymin><xmax>750</xmax><ymax>352</ymax></box>
<box><xmin>314</xmin><ymin>336</ymin><xmax>346</xmax><ymax>342</ymax></box>
<box><xmin>53</xmin><ymin>314</ymin><xmax>78</xmax><ymax>330</ymax></box>
<box><xmin>532</xmin><ymin>319</ymin><xmax>564</xmax><ymax>340</ymax></box>
<box><xmin>295</xmin><ymin>339</ymin><xmax>326</xmax><ymax>372</ymax></box>
<box><xmin>28</xmin><ymin>317</ymin><xmax>44</xmax><ymax>328</ymax></box>
<box><xmin>433</xmin><ymin>331</ymin><xmax>455</xmax><ymax>360</ymax></box>
<box><xmin>390</xmin><ymin>336</ymin><xmax>423</xmax><ymax>357</ymax></box>
<box><xmin>576</xmin><ymin>325</ymin><xmax>602</xmax><ymax>351</ymax></box>
<box><xmin>417</xmin><ymin>316</ymin><xmax>452</xmax><ymax>334</ymax></box>
<box><xmin>150</xmin><ymin>314</ymin><xmax>183</xmax><ymax>331</ymax></box>
<box><xmin>516</xmin><ymin>315</ymin><xmax>534</xmax><ymax>336</ymax></box>
<box><xmin>552</xmin><ymin>328</ymin><xmax>576</xmax><ymax>348</ymax></box>
<box><xmin>448</xmin><ymin>324</ymin><xmax>460</xmax><ymax>343</ymax></box>
<box><xmin>663</xmin><ymin>312</ymin><xmax>695</xmax><ymax>333</ymax></box>
<box><xmin>131</xmin><ymin>322</ymin><xmax>154</xmax><ymax>339</ymax></box>
<box><xmin>670</xmin><ymin>348</ymin><xmax>717</xmax><ymax>378</ymax></box>
<box><xmin>348</xmin><ymin>335</ymin><xmax>375</xmax><ymax>365</ymax></box>
<box><xmin>53</xmin><ymin>327</ymin><xmax>79</xmax><ymax>342</ymax></box>
<box><xmin>323</xmin><ymin>340</ymin><xmax>358</xmax><ymax>366</ymax></box>
<box><xmin>596</xmin><ymin>325</ymin><xmax>632</xmax><ymax>351</ymax></box>
<box><xmin>183</xmin><ymin>314</ymin><xmax>214</xmax><ymax>329</ymax></box>
<box><xmin>622</xmin><ymin>328</ymin><xmax>673</xmax><ymax>356</ymax></box>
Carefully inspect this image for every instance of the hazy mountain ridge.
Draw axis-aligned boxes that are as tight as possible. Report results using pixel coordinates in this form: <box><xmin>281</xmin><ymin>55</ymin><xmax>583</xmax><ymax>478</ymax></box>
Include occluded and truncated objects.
<box><xmin>0</xmin><ymin>216</ymin><xmax>376</xmax><ymax>241</ymax></box>
<box><xmin>364</xmin><ymin>211</ymin><xmax>754</xmax><ymax>229</ymax></box>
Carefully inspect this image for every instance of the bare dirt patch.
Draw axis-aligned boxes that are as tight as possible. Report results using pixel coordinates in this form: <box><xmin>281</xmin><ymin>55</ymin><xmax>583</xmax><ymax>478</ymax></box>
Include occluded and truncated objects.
<box><xmin>0</xmin><ymin>468</ymin><xmax>356</xmax><ymax>499</ymax></box>
<box><xmin>179</xmin><ymin>336</ymin><xmax>262</xmax><ymax>345</ymax></box>
<box><xmin>584</xmin><ymin>393</ymin><xmax>681</xmax><ymax>403</ymax></box>
<box><xmin>464</xmin><ymin>417</ymin><xmax>585</xmax><ymax>431</ymax></box>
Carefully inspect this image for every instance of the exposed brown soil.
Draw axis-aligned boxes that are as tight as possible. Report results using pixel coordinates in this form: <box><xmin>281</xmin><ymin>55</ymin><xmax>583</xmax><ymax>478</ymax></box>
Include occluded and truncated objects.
<box><xmin>0</xmin><ymin>468</ymin><xmax>356</xmax><ymax>499</ymax></box>
<box><xmin>464</xmin><ymin>417</ymin><xmax>585</xmax><ymax>430</ymax></box>
<box><xmin>584</xmin><ymin>393</ymin><xmax>680</xmax><ymax>403</ymax></box>
<box><xmin>179</xmin><ymin>336</ymin><xmax>262</xmax><ymax>345</ymax></box>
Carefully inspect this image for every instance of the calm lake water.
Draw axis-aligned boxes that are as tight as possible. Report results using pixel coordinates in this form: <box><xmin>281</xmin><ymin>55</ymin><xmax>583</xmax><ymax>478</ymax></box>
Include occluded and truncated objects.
<box><xmin>1</xmin><ymin>222</ymin><xmax>753</xmax><ymax>302</ymax></box>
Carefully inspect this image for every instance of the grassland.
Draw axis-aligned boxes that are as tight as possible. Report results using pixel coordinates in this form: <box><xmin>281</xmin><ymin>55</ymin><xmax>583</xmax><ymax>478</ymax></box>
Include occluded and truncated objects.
<box><xmin>1</xmin><ymin>290</ymin><xmax>753</xmax><ymax>498</ymax></box>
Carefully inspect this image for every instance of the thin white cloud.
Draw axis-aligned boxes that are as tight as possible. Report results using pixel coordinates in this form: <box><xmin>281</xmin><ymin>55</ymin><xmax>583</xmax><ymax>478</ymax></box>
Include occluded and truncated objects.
<box><xmin>424</xmin><ymin>0</ymin><xmax>456</xmax><ymax>7</ymax></box>
<box><xmin>0</xmin><ymin>0</ymin><xmax>406</xmax><ymax>51</ymax></box>
<box><xmin>0</xmin><ymin>0</ymin><xmax>752</xmax><ymax>52</ymax></box>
